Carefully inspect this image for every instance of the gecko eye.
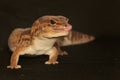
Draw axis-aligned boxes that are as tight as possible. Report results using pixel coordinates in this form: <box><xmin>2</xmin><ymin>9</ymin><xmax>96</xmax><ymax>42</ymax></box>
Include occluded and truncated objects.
<box><xmin>50</xmin><ymin>20</ymin><xmax>56</xmax><ymax>25</ymax></box>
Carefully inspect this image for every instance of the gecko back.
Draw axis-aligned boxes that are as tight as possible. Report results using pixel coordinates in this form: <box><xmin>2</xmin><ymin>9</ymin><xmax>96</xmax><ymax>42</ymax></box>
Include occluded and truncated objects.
<box><xmin>8</xmin><ymin>28</ymin><xmax>31</xmax><ymax>52</ymax></box>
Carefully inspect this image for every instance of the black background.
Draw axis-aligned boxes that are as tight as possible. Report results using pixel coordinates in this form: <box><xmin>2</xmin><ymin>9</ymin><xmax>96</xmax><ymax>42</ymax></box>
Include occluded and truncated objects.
<box><xmin>0</xmin><ymin>0</ymin><xmax>120</xmax><ymax>80</ymax></box>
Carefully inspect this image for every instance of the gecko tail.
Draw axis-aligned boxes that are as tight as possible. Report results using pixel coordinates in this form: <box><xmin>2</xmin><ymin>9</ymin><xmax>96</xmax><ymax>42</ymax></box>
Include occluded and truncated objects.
<box><xmin>57</xmin><ymin>31</ymin><xmax>95</xmax><ymax>46</ymax></box>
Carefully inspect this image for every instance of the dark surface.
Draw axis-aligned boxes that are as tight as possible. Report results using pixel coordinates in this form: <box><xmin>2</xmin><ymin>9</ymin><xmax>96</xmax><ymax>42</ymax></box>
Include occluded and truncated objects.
<box><xmin>0</xmin><ymin>0</ymin><xmax>120</xmax><ymax>80</ymax></box>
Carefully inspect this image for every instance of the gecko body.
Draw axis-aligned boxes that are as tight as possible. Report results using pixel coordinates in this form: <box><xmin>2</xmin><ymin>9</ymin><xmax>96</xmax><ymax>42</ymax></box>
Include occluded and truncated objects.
<box><xmin>7</xmin><ymin>15</ymin><xmax>95</xmax><ymax>69</ymax></box>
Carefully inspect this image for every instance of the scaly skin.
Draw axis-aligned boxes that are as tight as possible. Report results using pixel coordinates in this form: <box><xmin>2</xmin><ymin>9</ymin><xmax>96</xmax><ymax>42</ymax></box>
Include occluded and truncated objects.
<box><xmin>7</xmin><ymin>15</ymin><xmax>95</xmax><ymax>69</ymax></box>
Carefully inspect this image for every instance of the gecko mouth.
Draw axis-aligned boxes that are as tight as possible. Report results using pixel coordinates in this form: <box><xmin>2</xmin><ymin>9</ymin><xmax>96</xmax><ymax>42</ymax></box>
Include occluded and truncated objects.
<box><xmin>42</xmin><ymin>24</ymin><xmax>72</xmax><ymax>38</ymax></box>
<box><xmin>53</xmin><ymin>24</ymin><xmax>72</xmax><ymax>33</ymax></box>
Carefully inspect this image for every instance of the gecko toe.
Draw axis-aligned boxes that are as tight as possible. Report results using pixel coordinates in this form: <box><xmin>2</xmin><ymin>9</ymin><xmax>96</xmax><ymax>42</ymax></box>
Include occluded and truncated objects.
<box><xmin>45</xmin><ymin>61</ymin><xmax>59</xmax><ymax>65</ymax></box>
<box><xmin>7</xmin><ymin>65</ymin><xmax>21</xmax><ymax>69</ymax></box>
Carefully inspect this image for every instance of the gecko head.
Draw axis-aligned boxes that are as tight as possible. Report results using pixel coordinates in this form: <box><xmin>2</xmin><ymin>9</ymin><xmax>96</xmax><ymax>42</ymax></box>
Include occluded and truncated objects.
<box><xmin>31</xmin><ymin>15</ymin><xmax>72</xmax><ymax>38</ymax></box>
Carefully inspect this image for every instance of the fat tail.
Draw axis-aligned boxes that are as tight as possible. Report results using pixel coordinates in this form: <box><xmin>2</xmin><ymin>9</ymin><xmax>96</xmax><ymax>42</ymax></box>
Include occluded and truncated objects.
<box><xmin>57</xmin><ymin>31</ymin><xmax>95</xmax><ymax>46</ymax></box>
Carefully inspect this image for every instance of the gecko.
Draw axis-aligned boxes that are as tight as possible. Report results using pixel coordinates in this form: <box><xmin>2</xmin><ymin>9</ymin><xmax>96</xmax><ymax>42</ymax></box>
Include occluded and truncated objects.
<box><xmin>7</xmin><ymin>15</ymin><xmax>95</xmax><ymax>69</ymax></box>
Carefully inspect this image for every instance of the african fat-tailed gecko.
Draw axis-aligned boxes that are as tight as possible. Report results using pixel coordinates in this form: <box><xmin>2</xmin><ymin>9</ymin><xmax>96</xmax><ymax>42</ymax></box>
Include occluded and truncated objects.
<box><xmin>7</xmin><ymin>15</ymin><xmax>95</xmax><ymax>69</ymax></box>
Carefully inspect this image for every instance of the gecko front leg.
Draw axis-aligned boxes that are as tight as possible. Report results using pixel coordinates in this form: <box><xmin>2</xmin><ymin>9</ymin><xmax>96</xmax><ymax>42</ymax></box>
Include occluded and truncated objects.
<box><xmin>45</xmin><ymin>47</ymin><xmax>59</xmax><ymax>64</ymax></box>
<box><xmin>7</xmin><ymin>47</ymin><xmax>24</xmax><ymax>69</ymax></box>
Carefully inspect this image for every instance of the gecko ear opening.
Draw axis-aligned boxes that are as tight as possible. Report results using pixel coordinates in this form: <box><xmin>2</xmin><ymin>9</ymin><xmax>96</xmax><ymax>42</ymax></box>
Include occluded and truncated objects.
<box><xmin>31</xmin><ymin>20</ymin><xmax>42</xmax><ymax>37</ymax></box>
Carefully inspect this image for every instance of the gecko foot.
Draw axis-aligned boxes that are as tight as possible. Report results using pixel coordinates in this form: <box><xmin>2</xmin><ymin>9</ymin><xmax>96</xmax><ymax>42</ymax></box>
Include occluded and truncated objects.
<box><xmin>7</xmin><ymin>65</ymin><xmax>21</xmax><ymax>69</ymax></box>
<box><xmin>45</xmin><ymin>61</ymin><xmax>59</xmax><ymax>65</ymax></box>
<box><xmin>60</xmin><ymin>51</ymin><xmax>68</xmax><ymax>56</ymax></box>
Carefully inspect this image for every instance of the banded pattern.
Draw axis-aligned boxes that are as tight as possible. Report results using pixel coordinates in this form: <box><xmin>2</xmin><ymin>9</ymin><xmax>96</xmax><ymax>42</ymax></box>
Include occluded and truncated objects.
<box><xmin>8</xmin><ymin>28</ymin><xmax>31</xmax><ymax>51</ymax></box>
<box><xmin>57</xmin><ymin>31</ymin><xmax>95</xmax><ymax>46</ymax></box>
